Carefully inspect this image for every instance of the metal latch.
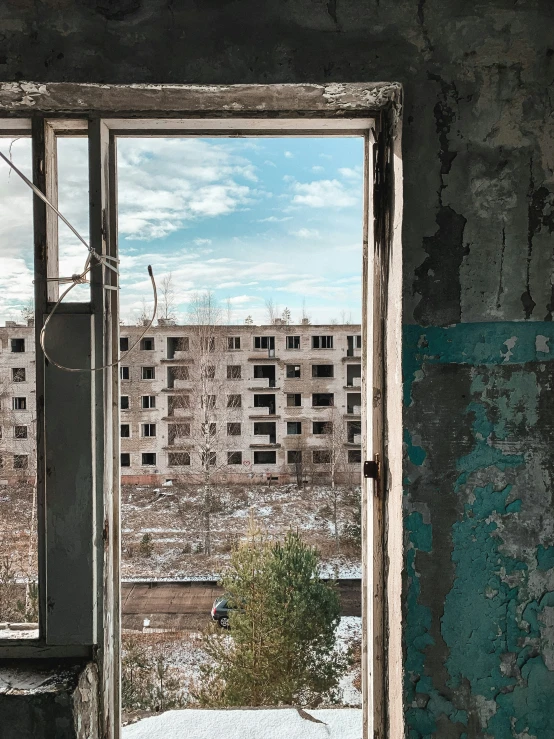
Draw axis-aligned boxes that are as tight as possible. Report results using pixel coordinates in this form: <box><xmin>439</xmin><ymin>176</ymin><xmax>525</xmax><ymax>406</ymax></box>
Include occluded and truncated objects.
<box><xmin>364</xmin><ymin>459</ymin><xmax>379</xmax><ymax>479</ymax></box>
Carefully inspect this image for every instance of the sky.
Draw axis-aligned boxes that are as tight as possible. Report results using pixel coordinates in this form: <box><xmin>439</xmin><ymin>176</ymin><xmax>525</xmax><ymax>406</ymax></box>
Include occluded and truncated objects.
<box><xmin>0</xmin><ymin>135</ymin><xmax>364</xmax><ymax>325</ymax></box>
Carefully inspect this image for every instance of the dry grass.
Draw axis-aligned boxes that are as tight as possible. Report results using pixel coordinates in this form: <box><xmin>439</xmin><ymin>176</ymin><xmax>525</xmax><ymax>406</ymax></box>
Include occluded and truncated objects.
<box><xmin>122</xmin><ymin>482</ymin><xmax>360</xmax><ymax>579</ymax></box>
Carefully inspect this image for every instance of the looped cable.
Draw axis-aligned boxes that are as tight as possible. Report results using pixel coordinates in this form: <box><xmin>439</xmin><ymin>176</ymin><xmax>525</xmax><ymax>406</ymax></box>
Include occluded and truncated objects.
<box><xmin>0</xmin><ymin>149</ymin><xmax>158</xmax><ymax>373</ymax></box>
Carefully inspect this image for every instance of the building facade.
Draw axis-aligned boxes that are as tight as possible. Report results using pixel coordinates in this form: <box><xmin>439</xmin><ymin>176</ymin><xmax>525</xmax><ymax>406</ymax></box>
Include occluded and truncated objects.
<box><xmin>0</xmin><ymin>322</ymin><xmax>362</xmax><ymax>485</ymax></box>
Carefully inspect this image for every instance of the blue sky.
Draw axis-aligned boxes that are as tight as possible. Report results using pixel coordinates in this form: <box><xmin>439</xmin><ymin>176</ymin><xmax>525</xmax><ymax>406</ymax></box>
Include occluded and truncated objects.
<box><xmin>0</xmin><ymin>136</ymin><xmax>364</xmax><ymax>325</ymax></box>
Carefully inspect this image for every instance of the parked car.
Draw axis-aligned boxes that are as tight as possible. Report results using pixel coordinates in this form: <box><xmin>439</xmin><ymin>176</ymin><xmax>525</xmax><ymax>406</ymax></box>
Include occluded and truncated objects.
<box><xmin>211</xmin><ymin>595</ymin><xmax>231</xmax><ymax>628</ymax></box>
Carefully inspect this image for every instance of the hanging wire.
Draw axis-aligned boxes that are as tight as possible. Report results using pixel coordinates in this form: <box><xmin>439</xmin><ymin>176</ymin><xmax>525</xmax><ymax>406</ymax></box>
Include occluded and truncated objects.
<box><xmin>0</xmin><ymin>150</ymin><xmax>158</xmax><ymax>373</ymax></box>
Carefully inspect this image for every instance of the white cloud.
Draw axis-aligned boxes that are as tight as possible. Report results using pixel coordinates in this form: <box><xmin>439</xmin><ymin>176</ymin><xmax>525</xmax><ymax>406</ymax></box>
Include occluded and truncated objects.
<box><xmin>228</xmin><ymin>295</ymin><xmax>257</xmax><ymax>305</ymax></box>
<box><xmin>193</xmin><ymin>238</ymin><xmax>212</xmax><ymax>246</ymax></box>
<box><xmin>319</xmin><ymin>153</ymin><xmax>333</xmax><ymax>160</ymax></box>
<box><xmin>311</xmin><ymin>165</ymin><xmax>325</xmax><ymax>173</ymax></box>
<box><xmin>256</xmin><ymin>215</ymin><xmax>293</xmax><ymax>223</ymax></box>
<box><xmin>290</xmin><ymin>179</ymin><xmax>360</xmax><ymax>209</ymax></box>
<box><xmin>284</xmin><ymin>151</ymin><xmax>294</xmax><ymax>159</ymax></box>
<box><xmin>116</xmin><ymin>138</ymin><xmax>259</xmax><ymax>240</ymax></box>
<box><xmin>292</xmin><ymin>228</ymin><xmax>320</xmax><ymax>239</ymax></box>
<box><xmin>264</xmin><ymin>160</ymin><xmax>276</xmax><ymax>167</ymax></box>
<box><xmin>338</xmin><ymin>167</ymin><xmax>362</xmax><ymax>180</ymax></box>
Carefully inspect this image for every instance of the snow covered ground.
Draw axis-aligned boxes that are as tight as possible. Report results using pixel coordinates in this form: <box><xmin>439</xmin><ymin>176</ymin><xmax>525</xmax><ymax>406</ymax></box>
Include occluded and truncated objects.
<box><xmin>123</xmin><ymin>708</ymin><xmax>362</xmax><ymax>739</ymax></box>
<box><xmin>121</xmin><ymin>482</ymin><xmax>361</xmax><ymax>580</ymax></box>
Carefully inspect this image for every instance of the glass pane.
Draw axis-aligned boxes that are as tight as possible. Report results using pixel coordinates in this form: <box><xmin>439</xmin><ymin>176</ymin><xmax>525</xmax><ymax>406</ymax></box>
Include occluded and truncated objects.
<box><xmin>0</xmin><ymin>136</ymin><xmax>38</xmax><ymax>639</ymax></box>
<box><xmin>57</xmin><ymin>137</ymin><xmax>90</xmax><ymax>301</ymax></box>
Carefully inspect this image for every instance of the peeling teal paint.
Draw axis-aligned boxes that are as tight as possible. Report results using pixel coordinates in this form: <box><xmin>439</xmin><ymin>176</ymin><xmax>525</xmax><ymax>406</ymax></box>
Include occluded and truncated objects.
<box><xmin>442</xmin><ymin>482</ymin><xmax>526</xmax><ymax>696</ymax></box>
<box><xmin>403</xmin><ymin>322</ymin><xmax>553</xmax><ymax>737</ymax></box>
<box><xmin>537</xmin><ymin>545</ymin><xmax>554</xmax><ymax>571</ymax></box>
<box><xmin>404</xmin><ymin>429</ymin><xmax>427</xmax><ymax>466</ymax></box>
<box><xmin>403</xmin><ymin>321</ymin><xmax>554</xmax><ymax>406</ymax></box>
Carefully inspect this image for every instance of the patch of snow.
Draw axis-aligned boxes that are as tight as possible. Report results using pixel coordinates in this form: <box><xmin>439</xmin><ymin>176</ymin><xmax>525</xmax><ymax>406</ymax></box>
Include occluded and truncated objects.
<box><xmin>335</xmin><ymin>617</ymin><xmax>362</xmax><ymax>707</ymax></box>
<box><xmin>123</xmin><ymin>708</ymin><xmax>362</xmax><ymax>739</ymax></box>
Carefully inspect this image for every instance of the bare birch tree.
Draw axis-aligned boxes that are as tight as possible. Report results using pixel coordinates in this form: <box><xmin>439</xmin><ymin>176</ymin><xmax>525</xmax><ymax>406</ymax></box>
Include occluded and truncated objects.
<box><xmin>159</xmin><ymin>272</ymin><xmax>177</xmax><ymax>324</ymax></box>
<box><xmin>321</xmin><ymin>403</ymin><xmax>348</xmax><ymax>554</ymax></box>
<box><xmin>182</xmin><ymin>291</ymin><xmax>241</xmax><ymax>555</ymax></box>
<box><xmin>264</xmin><ymin>298</ymin><xmax>279</xmax><ymax>325</ymax></box>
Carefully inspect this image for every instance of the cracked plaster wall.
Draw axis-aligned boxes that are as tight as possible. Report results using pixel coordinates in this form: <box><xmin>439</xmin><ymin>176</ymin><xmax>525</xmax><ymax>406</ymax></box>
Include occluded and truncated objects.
<box><xmin>1</xmin><ymin>1</ymin><xmax>553</xmax><ymax>736</ymax></box>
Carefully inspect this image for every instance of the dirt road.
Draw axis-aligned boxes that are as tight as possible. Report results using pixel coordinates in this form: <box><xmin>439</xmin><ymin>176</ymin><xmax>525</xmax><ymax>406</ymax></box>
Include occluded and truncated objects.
<box><xmin>122</xmin><ymin>579</ymin><xmax>361</xmax><ymax>631</ymax></box>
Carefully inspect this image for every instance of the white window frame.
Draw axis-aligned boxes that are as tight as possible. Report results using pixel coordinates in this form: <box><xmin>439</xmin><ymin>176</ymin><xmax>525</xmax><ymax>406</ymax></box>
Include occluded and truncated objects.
<box><xmin>0</xmin><ymin>82</ymin><xmax>403</xmax><ymax>739</ymax></box>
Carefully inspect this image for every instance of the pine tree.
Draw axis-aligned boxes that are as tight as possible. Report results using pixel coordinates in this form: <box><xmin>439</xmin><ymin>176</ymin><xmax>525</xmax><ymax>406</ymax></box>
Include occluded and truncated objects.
<box><xmin>194</xmin><ymin>522</ymin><xmax>346</xmax><ymax>707</ymax></box>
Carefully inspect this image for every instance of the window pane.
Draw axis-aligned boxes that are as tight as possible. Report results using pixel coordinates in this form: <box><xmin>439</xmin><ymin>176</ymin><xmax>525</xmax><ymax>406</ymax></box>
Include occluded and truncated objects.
<box><xmin>57</xmin><ymin>137</ymin><xmax>90</xmax><ymax>301</ymax></box>
<box><xmin>0</xmin><ymin>136</ymin><xmax>38</xmax><ymax>638</ymax></box>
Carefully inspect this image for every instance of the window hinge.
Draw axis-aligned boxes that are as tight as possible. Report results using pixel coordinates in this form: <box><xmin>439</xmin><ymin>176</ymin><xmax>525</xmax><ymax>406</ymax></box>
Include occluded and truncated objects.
<box><xmin>364</xmin><ymin>459</ymin><xmax>378</xmax><ymax>479</ymax></box>
<box><xmin>364</xmin><ymin>456</ymin><xmax>382</xmax><ymax>496</ymax></box>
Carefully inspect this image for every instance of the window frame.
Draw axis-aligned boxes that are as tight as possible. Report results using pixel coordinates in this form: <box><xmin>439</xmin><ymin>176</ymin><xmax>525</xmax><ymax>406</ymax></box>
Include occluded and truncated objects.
<box><xmin>0</xmin><ymin>83</ymin><xmax>403</xmax><ymax>739</ymax></box>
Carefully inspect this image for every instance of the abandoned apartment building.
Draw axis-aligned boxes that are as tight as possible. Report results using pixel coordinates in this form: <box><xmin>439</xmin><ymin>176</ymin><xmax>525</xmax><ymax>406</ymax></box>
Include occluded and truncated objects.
<box><xmin>0</xmin><ymin>321</ymin><xmax>362</xmax><ymax>484</ymax></box>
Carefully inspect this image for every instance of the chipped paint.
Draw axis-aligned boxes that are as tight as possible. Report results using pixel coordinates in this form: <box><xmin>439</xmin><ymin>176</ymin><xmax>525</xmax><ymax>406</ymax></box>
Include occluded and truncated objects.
<box><xmin>404</xmin><ymin>322</ymin><xmax>554</xmax><ymax>737</ymax></box>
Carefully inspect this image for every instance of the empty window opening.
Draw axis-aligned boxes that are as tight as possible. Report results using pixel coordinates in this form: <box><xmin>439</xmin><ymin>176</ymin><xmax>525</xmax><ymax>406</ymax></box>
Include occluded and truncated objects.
<box><xmin>254</xmin><ymin>336</ymin><xmax>275</xmax><ymax>356</ymax></box>
<box><xmin>228</xmin><ymin>451</ymin><xmax>242</xmax><ymax>465</ymax></box>
<box><xmin>313</xmin><ymin>393</ymin><xmax>334</xmax><ymax>407</ymax></box>
<box><xmin>121</xmin><ymin>424</ymin><xmax>130</xmax><ymax>438</ymax></box>
<box><xmin>254</xmin><ymin>422</ymin><xmax>277</xmax><ymax>444</ymax></box>
<box><xmin>254</xmin><ymin>394</ymin><xmax>276</xmax><ymax>414</ymax></box>
<box><xmin>348</xmin><ymin>449</ymin><xmax>362</xmax><ymax>464</ymax></box>
<box><xmin>286</xmin><ymin>335</ymin><xmax>300</xmax><ymax>350</ymax></box>
<box><xmin>12</xmin><ymin>368</ymin><xmax>26</xmax><ymax>382</ymax></box>
<box><xmin>227</xmin><ymin>365</ymin><xmax>241</xmax><ymax>379</ymax></box>
<box><xmin>287</xmin><ymin>450</ymin><xmax>302</xmax><ymax>464</ymax></box>
<box><xmin>167</xmin><ymin>365</ymin><xmax>189</xmax><ymax>388</ymax></box>
<box><xmin>287</xmin><ymin>421</ymin><xmax>302</xmax><ymax>435</ymax></box>
<box><xmin>142</xmin><ymin>424</ymin><xmax>156</xmax><ymax>437</ymax></box>
<box><xmin>347</xmin><ymin>334</ymin><xmax>362</xmax><ymax>356</ymax></box>
<box><xmin>227</xmin><ymin>394</ymin><xmax>242</xmax><ymax>409</ymax></box>
<box><xmin>312</xmin><ymin>364</ymin><xmax>334</xmax><ymax>378</ymax></box>
<box><xmin>168</xmin><ymin>395</ymin><xmax>190</xmax><ymax>416</ymax></box>
<box><xmin>201</xmin><ymin>365</ymin><xmax>216</xmax><ymax>379</ymax></box>
<box><xmin>227</xmin><ymin>422</ymin><xmax>241</xmax><ymax>436</ymax></box>
<box><xmin>168</xmin><ymin>452</ymin><xmax>190</xmax><ymax>466</ymax></box>
<box><xmin>200</xmin><ymin>337</ymin><xmax>216</xmax><ymax>353</ymax></box>
<box><xmin>167</xmin><ymin>336</ymin><xmax>189</xmax><ymax>358</ymax></box>
<box><xmin>13</xmin><ymin>454</ymin><xmax>28</xmax><ymax>469</ymax></box>
<box><xmin>347</xmin><ymin>393</ymin><xmax>362</xmax><ymax>415</ymax></box>
<box><xmin>253</xmin><ymin>365</ymin><xmax>276</xmax><ymax>387</ymax></box>
<box><xmin>347</xmin><ymin>421</ymin><xmax>362</xmax><ymax>444</ymax></box>
<box><xmin>287</xmin><ymin>393</ymin><xmax>301</xmax><ymax>407</ymax></box>
<box><xmin>228</xmin><ymin>336</ymin><xmax>241</xmax><ymax>350</ymax></box>
<box><xmin>142</xmin><ymin>453</ymin><xmax>156</xmax><ymax>466</ymax></box>
<box><xmin>120</xmin><ymin>366</ymin><xmax>130</xmax><ymax>380</ymax></box>
<box><xmin>120</xmin><ymin>337</ymin><xmax>129</xmax><ymax>352</ymax></box>
<box><xmin>313</xmin><ymin>421</ymin><xmax>331</xmax><ymax>435</ymax></box>
<box><xmin>13</xmin><ymin>397</ymin><xmax>26</xmax><ymax>410</ymax></box>
<box><xmin>313</xmin><ymin>450</ymin><xmax>331</xmax><ymax>464</ymax></box>
<box><xmin>201</xmin><ymin>395</ymin><xmax>216</xmax><ymax>409</ymax></box>
<box><xmin>121</xmin><ymin>453</ymin><xmax>130</xmax><ymax>467</ymax></box>
<box><xmin>286</xmin><ymin>365</ymin><xmax>301</xmax><ymax>379</ymax></box>
<box><xmin>347</xmin><ymin>364</ymin><xmax>362</xmax><ymax>387</ymax></box>
<box><xmin>120</xmin><ymin>395</ymin><xmax>129</xmax><ymax>410</ymax></box>
<box><xmin>14</xmin><ymin>425</ymin><xmax>28</xmax><ymax>439</ymax></box>
<box><xmin>140</xmin><ymin>337</ymin><xmax>154</xmax><ymax>351</ymax></box>
<box><xmin>168</xmin><ymin>423</ymin><xmax>190</xmax><ymax>444</ymax></box>
<box><xmin>142</xmin><ymin>396</ymin><xmax>155</xmax><ymax>409</ymax></box>
<box><xmin>11</xmin><ymin>338</ymin><xmax>25</xmax><ymax>353</ymax></box>
<box><xmin>254</xmin><ymin>450</ymin><xmax>276</xmax><ymax>465</ymax></box>
<box><xmin>141</xmin><ymin>366</ymin><xmax>155</xmax><ymax>380</ymax></box>
<box><xmin>202</xmin><ymin>451</ymin><xmax>217</xmax><ymax>467</ymax></box>
<box><xmin>312</xmin><ymin>336</ymin><xmax>333</xmax><ymax>349</ymax></box>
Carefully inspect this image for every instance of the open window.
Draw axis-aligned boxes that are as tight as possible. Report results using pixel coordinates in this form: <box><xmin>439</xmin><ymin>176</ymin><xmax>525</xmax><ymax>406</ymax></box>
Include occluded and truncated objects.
<box><xmin>0</xmin><ymin>83</ymin><xmax>402</xmax><ymax>739</ymax></box>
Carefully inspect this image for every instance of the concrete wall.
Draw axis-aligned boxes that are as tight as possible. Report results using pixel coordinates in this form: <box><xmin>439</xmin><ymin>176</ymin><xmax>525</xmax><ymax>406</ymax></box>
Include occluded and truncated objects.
<box><xmin>1</xmin><ymin>2</ymin><xmax>553</xmax><ymax>736</ymax></box>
